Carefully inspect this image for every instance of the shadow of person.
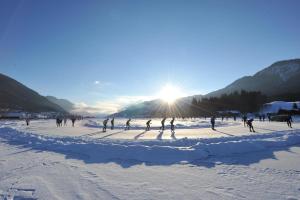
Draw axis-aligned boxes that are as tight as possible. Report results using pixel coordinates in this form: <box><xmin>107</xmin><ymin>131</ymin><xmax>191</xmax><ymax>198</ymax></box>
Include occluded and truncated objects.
<box><xmin>215</xmin><ymin>130</ymin><xmax>234</xmax><ymax>136</ymax></box>
<box><xmin>157</xmin><ymin>130</ymin><xmax>164</xmax><ymax>140</ymax></box>
<box><xmin>171</xmin><ymin>131</ymin><xmax>177</xmax><ymax>140</ymax></box>
<box><xmin>134</xmin><ymin>131</ymin><xmax>147</xmax><ymax>140</ymax></box>
<box><xmin>98</xmin><ymin>130</ymin><xmax>125</xmax><ymax>139</ymax></box>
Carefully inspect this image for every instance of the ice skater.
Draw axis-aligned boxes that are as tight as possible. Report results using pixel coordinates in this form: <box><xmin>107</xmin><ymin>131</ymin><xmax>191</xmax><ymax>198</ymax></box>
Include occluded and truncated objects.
<box><xmin>71</xmin><ymin>116</ymin><xmax>76</xmax><ymax>127</ymax></box>
<box><xmin>210</xmin><ymin>116</ymin><xmax>216</xmax><ymax>130</ymax></box>
<box><xmin>25</xmin><ymin>117</ymin><xmax>30</xmax><ymax>126</ymax></box>
<box><xmin>146</xmin><ymin>119</ymin><xmax>151</xmax><ymax>131</ymax></box>
<box><xmin>103</xmin><ymin>118</ymin><xmax>109</xmax><ymax>132</ymax></box>
<box><xmin>125</xmin><ymin>118</ymin><xmax>131</xmax><ymax>130</ymax></box>
<box><xmin>56</xmin><ymin>116</ymin><xmax>62</xmax><ymax>127</ymax></box>
<box><xmin>247</xmin><ymin>118</ymin><xmax>255</xmax><ymax>132</ymax></box>
<box><xmin>242</xmin><ymin>115</ymin><xmax>247</xmax><ymax>127</ymax></box>
<box><xmin>111</xmin><ymin>117</ymin><xmax>115</xmax><ymax>130</ymax></box>
<box><xmin>170</xmin><ymin>117</ymin><xmax>175</xmax><ymax>132</ymax></box>
<box><xmin>267</xmin><ymin>114</ymin><xmax>271</xmax><ymax>122</ymax></box>
<box><xmin>287</xmin><ymin>115</ymin><xmax>293</xmax><ymax>128</ymax></box>
<box><xmin>160</xmin><ymin>117</ymin><xmax>167</xmax><ymax>131</ymax></box>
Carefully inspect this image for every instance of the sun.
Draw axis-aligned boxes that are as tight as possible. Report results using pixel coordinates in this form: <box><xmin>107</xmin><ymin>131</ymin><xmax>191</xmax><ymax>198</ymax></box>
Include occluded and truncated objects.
<box><xmin>158</xmin><ymin>84</ymin><xmax>183</xmax><ymax>104</ymax></box>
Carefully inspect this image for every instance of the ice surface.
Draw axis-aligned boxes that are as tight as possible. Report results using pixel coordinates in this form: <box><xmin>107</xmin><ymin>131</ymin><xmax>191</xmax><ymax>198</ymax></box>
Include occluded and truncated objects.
<box><xmin>1</xmin><ymin>119</ymin><xmax>300</xmax><ymax>200</ymax></box>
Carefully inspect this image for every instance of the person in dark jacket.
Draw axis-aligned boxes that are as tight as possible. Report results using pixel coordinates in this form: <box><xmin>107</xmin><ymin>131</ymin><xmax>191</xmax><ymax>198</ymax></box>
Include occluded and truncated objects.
<box><xmin>103</xmin><ymin>118</ymin><xmax>109</xmax><ymax>132</ymax></box>
<box><xmin>287</xmin><ymin>115</ymin><xmax>293</xmax><ymax>128</ymax></box>
<box><xmin>210</xmin><ymin>116</ymin><xmax>216</xmax><ymax>130</ymax></box>
<box><xmin>125</xmin><ymin>119</ymin><xmax>131</xmax><ymax>130</ymax></box>
<box><xmin>146</xmin><ymin>119</ymin><xmax>151</xmax><ymax>131</ymax></box>
<box><xmin>247</xmin><ymin>118</ymin><xmax>255</xmax><ymax>132</ymax></box>
<box><xmin>170</xmin><ymin>117</ymin><xmax>175</xmax><ymax>132</ymax></box>
<box><xmin>111</xmin><ymin>117</ymin><xmax>115</xmax><ymax>130</ymax></box>
<box><xmin>160</xmin><ymin>117</ymin><xmax>167</xmax><ymax>131</ymax></box>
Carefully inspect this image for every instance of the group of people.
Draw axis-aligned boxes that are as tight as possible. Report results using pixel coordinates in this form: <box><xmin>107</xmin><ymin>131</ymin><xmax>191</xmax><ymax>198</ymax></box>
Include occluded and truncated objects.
<box><xmin>56</xmin><ymin>115</ymin><xmax>78</xmax><ymax>127</ymax></box>
<box><xmin>24</xmin><ymin>114</ymin><xmax>295</xmax><ymax>134</ymax></box>
<box><xmin>101</xmin><ymin>117</ymin><xmax>176</xmax><ymax>132</ymax></box>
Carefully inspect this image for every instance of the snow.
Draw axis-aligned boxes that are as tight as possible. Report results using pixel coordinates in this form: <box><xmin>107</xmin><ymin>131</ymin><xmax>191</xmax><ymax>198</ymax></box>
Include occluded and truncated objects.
<box><xmin>1</xmin><ymin>119</ymin><xmax>300</xmax><ymax>199</ymax></box>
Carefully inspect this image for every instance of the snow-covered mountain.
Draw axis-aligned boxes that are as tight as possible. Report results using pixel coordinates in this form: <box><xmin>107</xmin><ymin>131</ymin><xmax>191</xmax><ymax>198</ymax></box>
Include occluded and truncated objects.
<box><xmin>206</xmin><ymin>59</ymin><xmax>300</xmax><ymax>97</ymax></box>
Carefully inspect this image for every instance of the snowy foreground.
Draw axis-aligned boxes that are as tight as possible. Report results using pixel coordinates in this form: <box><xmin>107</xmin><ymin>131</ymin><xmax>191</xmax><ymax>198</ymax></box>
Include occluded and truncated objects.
<box><xmin>1</xmin><ymin>119</ymin><xmax>300</xmax><ymax>200</ymax></box>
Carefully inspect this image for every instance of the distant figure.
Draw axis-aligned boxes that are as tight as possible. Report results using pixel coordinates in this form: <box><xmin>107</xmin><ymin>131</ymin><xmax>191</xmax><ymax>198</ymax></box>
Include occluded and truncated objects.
<box><xmin>221</xmin><ymin>116</ymin><xmax>224</xmax><ymax>121</ymax></box>
<box><xmin>259</xmin><ymin>115</ymin><xmax>262</xmax><ymax>121</ymax></box>
<box><xmin>262</xmin><ymin>114</ymin><xmax>265</xmax><ymax>122</ymax></box>
<box><xmin>287</xmin><ymin>115</ymin><xmax>293</xmax><ymax>128</ymax></box>
<box><xmin>111</xmin><ymin>117</ymin><xmax>115</xmax><ymax>130</ymax></box>
<box><xmin>233</xmin><ymin>116</ymin><xmax>236</xmax><ymax>121</ymax></box>
<box><xmin>247</xmin><ymin>119</ymin><xmax>255</xmax><ymax>132</ymax></box>
<box><xmin>71</xmin><ymin>116</ymin><xmax>76</xmax><ymax>127</ymax></box>
<box><xmin>242</xmin><ymin>115</ymin><xmax>247</xmax><ymax>127</ymax></box>
<box><xmin>103</xmin><ymin>118</ymin><xmax>109</xmax><ymax>132</ymax></box>
<box><xmin>210</xmin><ymin>116</ymin><xmax>216</xmax><ymax>130</ymax></box>
<box><xmin>170</xmin><ymin>117</ymin><xmax>175</xmax><ymax>132</ymax></box>
<box><xmin>56</xmin><ymin>116</ymin><xmax>63</xmax><ymax>127</ymax></box>
<box><xmin>146</xmin><ymin>119</ymin><xmax>152</xmax><ymax>131</ymax></box>
<box><xmin>64</xmin><ymin>117</ymin><xmax>67</xmax><ymax>126</ymax></box>
<box><xmin>160</xmin><ymin>117</ymin><xmax>167</xmax><ymax>131</ymax></box>
<box><xmin>267</xmin><ymin>114</ymin><xmax>271</xmax><ymax>122</ymax></box>
<box><xmin>25</xmin><ymin>118</ymin><xmax>30</xmax><ymax>126</ymax></box>
<box><xmin>125</xmin><ymin>118</ymin><xmax>131</xmax><ymax>130</ymax></box>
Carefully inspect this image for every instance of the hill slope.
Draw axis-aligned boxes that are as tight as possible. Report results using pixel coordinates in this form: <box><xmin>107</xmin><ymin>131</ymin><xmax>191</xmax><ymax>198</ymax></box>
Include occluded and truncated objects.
<box><xmin>0</xmin><ymin>73</ymin><xmax>66</xmax><ymax>112</ymax></box>
<box><xmin>46</xmin><ymin>96</ymin><xmax>74</xmax><ymax>112</ymax></box>
<box><xmin>206</xmin><ymin>59</ymin><xmax>300</xmax><ymax>97</ymax></box>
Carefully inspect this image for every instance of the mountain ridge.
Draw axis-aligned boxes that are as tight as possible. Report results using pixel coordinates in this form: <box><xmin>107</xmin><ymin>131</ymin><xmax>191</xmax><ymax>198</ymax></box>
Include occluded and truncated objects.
<box><xmin>0</xmin><ymin>73</ymin><xmax>67</xmax><ymax>113</ymax></box>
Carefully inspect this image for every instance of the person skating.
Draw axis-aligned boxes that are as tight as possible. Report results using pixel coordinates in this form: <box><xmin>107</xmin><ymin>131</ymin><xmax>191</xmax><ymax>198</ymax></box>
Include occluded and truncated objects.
<box><xmin>287</xmin><ymin>115</ymin><xmax>293</xmax><ymax>128</ymax></box>
<box><xmin>267</xmin><ymin>114</ymin><xmax>271</xmax><ymax>122</ymax></box>
<box><xmin>146</xmin><ymin>119</ymin><xmax>151</xmax><ymax>131</ymax></box>
<box><xmin>210</xmin><ymin>116</ymin><xmax>216</xmax><ymax>130</ymax></box>
<box><xmin>125</xmin><ymin>118</ymin><xmax>131</xmax><ymax>130</ymax></box>
<box><xmin>242</xmin><ymin>115</ymin><xmax>247</xmax><ymax>127</ymax></box>
<box><xmin>71</xmin><ymin>116</ymin><xmax>76</xmax><ymax>127</ymax></box>
<box><xmin>56</xmin><ymin>116</ymin><xmax>62</xmax><ymax>127</ymax></box>
<box><xmin>111</xmin><ymin>117</ymin><xmax>115</xmax><ymax>130</ymax></box>
<box><xmin>160</xmin><ymin>117</ymin><xmax>167</xmax><ymax>131</ymax></box>
<box><xmin>103</xmin><ymin>118</ymin><xmax>109</xmax><ymax>132</ymax></box>
<box><xmin>247</xmin><ymin>118</ymin><xmax>255</xmax><ymax>132</ymax></box>
<box><xmin>170</xmin><ymin>117</ymin><xmax>175</xmax><ymax>132</ymax></box>
<box><xmin>25</xmin><ymin>117</ymin><xmax>30</xmax><ymax>126</ymax></box>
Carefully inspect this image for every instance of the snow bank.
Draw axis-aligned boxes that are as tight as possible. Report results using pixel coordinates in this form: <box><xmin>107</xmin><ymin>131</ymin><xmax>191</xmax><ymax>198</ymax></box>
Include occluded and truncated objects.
<box><xmin>1</xmin><ymin>124</ymin><xmax>300</xmax><ymax>166</ymax></box>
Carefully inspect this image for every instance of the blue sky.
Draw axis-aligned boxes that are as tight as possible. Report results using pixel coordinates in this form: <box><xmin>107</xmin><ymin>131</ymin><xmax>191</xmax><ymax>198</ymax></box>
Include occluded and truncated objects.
<box><xmin>0</xmin><ymin>0</ymin><xmax>300</xmax><ymax>113</ymax></box>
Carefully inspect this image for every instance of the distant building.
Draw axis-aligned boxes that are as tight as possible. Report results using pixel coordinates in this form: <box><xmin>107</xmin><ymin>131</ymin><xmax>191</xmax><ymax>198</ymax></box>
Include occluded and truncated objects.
<box><xmin>261</xmin><ymin>101</ymin><xmax>300</xmax><ymax>114</ymax></box>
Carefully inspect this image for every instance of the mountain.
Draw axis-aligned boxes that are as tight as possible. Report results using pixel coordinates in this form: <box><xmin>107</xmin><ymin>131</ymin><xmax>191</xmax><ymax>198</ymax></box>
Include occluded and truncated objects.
<box><xmin>111</xmin><ymin>95</ymin><xmax>203</xmax><ymax>118</ymax></box>
<box><xmin>0</xmin><ymin>73</ymin><xmax>66</xmax><ymax>113</ymax></box>
<box><xmin>113</xmin><ymin>58</ymin><xmax>300</xmax><ymax>117</ymax></box>
<box><xmin>206</xmin><ymin>59</ymin><xmax>300</xmax><ymax>97</ymax></box>
<box><xmin>46</xmin><ymin>96</ymin><xmax>75</xmax><ymax>112</ymax></box>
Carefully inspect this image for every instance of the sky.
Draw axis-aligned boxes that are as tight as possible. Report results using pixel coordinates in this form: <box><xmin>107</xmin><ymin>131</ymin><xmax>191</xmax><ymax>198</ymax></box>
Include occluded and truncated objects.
<box><xmin>0</xmin><ymin>0</ymin><xmax>300</xmax><ymax>114</ymax></box>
